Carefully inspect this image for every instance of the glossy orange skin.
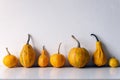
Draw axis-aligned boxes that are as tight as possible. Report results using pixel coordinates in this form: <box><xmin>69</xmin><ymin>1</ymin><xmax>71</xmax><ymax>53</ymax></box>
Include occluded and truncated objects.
<box><xmin>50</xmin><ymin>53</ymin><xmax>65</xmax><ymax>68</ymax></box>
<box><xmin>3</xmin><ymin>54</ymin><xmax>18</xmax><ymax>68</ymax></box>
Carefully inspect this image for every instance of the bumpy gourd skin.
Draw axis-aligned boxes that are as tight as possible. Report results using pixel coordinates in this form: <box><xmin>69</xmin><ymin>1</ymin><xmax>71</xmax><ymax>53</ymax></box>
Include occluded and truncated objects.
<box><xmin>68</xmin><ymin>48</ymin><xmax>90</xmax><ymax>68</ymax></box>
<box><xmin>38</xmin><ymin>46</ymin><xmax>49</xmax><ymax>67</ymax></box>
<box><xmin>68</xmin><ymin>35</ymin><xmax>90</xmax><ymax>68</ymax></box>
<box><xmin>93</xmin><ymin>42</ymin><xmax>107</xmax><ymax>66</ymax></box>
<box><xmin>3</xmin><ymin>55</ymin><xmax>18</xmax><ymax>68</ymax></box>
<box><xmin>20</xmin><ymin>34</ymin><xmax>36</xmax><ymax>68</ymax></box>
<box><xmin>91</xmin><ymin>34</ymin><xmax>107</xmax><ymax>67</ymax></box>
<box><xmin>20</xmin><ymin>44</ymin><xmax>36</xmax><ymax>67</ymax></box>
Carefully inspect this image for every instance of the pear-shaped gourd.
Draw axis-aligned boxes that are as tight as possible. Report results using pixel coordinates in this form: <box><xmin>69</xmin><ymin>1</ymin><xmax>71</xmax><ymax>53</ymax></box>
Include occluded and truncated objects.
<box><xmin>3</xmin><ymin>48</ymin><xmax>18</xmax><ymax>68</ymax></box>
<box><xmin>91</xmin><ymin>34</ymin><xmax>107</xmax><ymax>66</ymax></box>
<box><xmin>38</xmin><ymin>46</ymin><xmax>49</xmax><ymax>67</ymax></box>
<box><xmin>20</xmin><ymin>34</ymin><xmax>36</xmax><ymax>68</ymax></box>
<box><xmin>68</xmin><ymin>35</ymin><xmax>90</xmax><ymax>68</ymax></box>
<box><xmin>50</xmin><ymin>43</ymin><xmax>66</xmax><ymax>68</ymax></box>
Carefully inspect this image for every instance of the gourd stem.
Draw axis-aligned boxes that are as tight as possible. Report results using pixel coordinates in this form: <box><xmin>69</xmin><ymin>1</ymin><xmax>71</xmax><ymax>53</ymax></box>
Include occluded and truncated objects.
<box><xmin>91</xmin><ymin>34</ymin><xmax>99</xmax><ymax>41</ymax></box>
<box><xmin>42</xmin><ymin>45</ymin><xmax>45</xmax><ymax>55</ymax></box>
<box><xmin>27</xmin><ymin>34</ymin><xmax>30</xmax><ymax>44</ymax></box>
<box><xmin>6</xmin><ymin>48</ymin><xmax>10</xmax><ymax>55</ymax></box>
<box><xmin>43</xmin><ymin>45</ymin><xmax>45</xmax><ymax>50</ymax></box>
<box><xmin>71</xmin><ymin>35</ymin><xmax>80</xmax><ymax>48</ymax></box>
<box><xmin>58</xmin><ymin>43</ymin><xmax>62</xmax><ymax>54</ymax></box>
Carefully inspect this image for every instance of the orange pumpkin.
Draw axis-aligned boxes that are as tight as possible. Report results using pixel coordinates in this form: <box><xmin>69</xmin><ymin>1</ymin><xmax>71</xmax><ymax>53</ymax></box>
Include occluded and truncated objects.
<box><xmin>3</xmin><ymin>48</ymin><xmax>18</xmax><ymax>68</ymax></box>
<box><xmin>68</xmin><ymin>35</ymin><xmax>90</xmax><ymax>68</ymax></box>
<box><xmin>50</xmin><ymin>43</ymin><xmax>66</xmax><ymax>68</ymax></box>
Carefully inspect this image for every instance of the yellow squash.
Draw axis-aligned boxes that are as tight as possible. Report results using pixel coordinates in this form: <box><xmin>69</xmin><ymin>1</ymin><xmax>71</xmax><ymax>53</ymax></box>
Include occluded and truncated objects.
<box><xmin>20</xmin><ymin>34</ymin><xmax>36</xmax><ymax>68</ymax></box>
<box><xmin>91</xmin><ymin>34</ymin><xmax>107</xmax><ymax>66</ymax></box>
<box><xmin>50</xmin><ymin>43</ymin><xmax>66</xmax><ymax>68</ymax></box>
<box><xmin>109</xmin><ymin>57</ymin><xmax>119</xmax><ymax>68</ymax></box>
<box><xmin>38</xmin><ymin>46</ymin><xmax>49</xmax><ymax>67</ymax></box>
<box><xmin>68</xmin><ymin>35</ymin><xmax>90</xmax><ymax>68</ymax></box>
<box><xmin>3</xmin><ymin>48</ymin><xmax>18</xmax><ymax>68</ymax></box>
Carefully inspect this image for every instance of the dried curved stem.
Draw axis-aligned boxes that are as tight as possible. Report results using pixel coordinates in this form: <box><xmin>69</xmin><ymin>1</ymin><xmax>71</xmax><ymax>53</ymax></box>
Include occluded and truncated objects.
<box><xmin>43</xmin><ymin>45</ymin><xmax>45</xmax><ymax>50</ymax></box>
<box><xmin>91</xmin><ymin>34</ymin><xmax>99</xmax><ymax>41</ymax></box>
<box><xmin>6</xmin><ymin>48</ymin><xmax>11</xmax><ymax>55</ymax></box>
<box><xmin>58</xmin><ymin>43</ymin><xmax>62</xmax><ymax>54</ymax></box>
<box><xmin>27</xmin><ymin>34</ymin><xmax>31</xmax><ymax>44</ymax></box>
<box><xmin>72</xmin><ymin>35</ymin><xmax>80</xmax><ymax>47</ymax></box>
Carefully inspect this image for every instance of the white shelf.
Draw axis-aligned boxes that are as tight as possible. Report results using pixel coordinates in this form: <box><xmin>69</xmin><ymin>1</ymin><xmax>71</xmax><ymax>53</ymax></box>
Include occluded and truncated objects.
<box><xmin>0</xmin><ymin>67</ymin><xmax>120</xmax><ymax>79</ymax></box>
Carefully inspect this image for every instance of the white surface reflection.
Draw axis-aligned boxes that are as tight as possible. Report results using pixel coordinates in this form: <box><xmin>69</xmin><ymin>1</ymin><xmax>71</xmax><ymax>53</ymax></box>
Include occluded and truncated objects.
<box><xmin>109</xmin><ymin>68</ymin><xmax>120</xmax><ymax>75</ymax></box>
<box><xmin>0</xmin><ymin>67</ymin><xmax>120</xmax><ymax>79</ymax></box>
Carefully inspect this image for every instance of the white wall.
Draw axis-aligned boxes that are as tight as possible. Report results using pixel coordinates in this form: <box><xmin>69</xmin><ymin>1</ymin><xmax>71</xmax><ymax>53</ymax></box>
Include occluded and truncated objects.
<box><xmin>0</xmin><ymin>0</ymin><xmax>120</xmax><ymax>67</ymax></box>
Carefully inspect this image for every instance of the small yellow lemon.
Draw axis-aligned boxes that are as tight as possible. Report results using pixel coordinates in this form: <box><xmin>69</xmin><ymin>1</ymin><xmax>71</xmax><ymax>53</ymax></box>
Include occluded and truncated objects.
<box><xmin>109</xmin><ymin>57</ymin><xmax>119</xmax><ymax>68</ymax></box>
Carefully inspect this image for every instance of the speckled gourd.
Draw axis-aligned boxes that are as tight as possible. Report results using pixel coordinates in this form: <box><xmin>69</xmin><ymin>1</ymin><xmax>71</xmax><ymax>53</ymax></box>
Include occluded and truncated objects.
<box><xmin>20</xmin><ymin>34</ymin><xmax>36</xmax><ymax>68</ymax></box>
<box><xmin>68</xmin><ymin>35</ymin><xmax>90</xmax><ymax>68</ymax></box>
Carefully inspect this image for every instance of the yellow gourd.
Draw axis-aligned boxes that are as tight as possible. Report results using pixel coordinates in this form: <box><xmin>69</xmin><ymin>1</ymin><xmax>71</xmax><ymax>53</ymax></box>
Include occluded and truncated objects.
<box><xmin>20</xmin><ymin>34</ymin><xmax>36</xmax><ymax>68</ymax></box>
<box><xmin>50</xmin><ymin>43</ymin><xmax>66</xmax><ymax>68</ymax></box>
<box><xmin>68</xmin><ymin>35</ymin><xmax>90</xmax><ymax>68</ymax></box>
<box><xmin>91</xmin><ymin>34</ymin><xmax>107</xmax><ymax>66</ymax></box>
<box><xmin>3</xmin><ymin>48</ymin><xmax>18</xmax><ymax>68</ymax></box>
<box><xmin>38</xmin><ymin>46</ymin><xmax>49</xmax><ymax>67</ymax></box>
<box><xmin>109</xmin><ymin>57</ymin><xmax>119</xmax><ymax>68</ymax></box>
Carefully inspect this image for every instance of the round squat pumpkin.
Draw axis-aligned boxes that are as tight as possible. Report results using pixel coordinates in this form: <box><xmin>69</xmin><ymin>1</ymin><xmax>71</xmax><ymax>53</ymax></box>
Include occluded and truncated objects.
<box><xmin>50</xmin><ymin>43</ymin><xmax>66</xmax><ymax>68</ymax></box>
<box><xmin>3</xmin><ymin>48</ymin><xmax>18</xmax><ymax>68</ymax></box>
<box><xmin>68</xmin><ymin>35</ymin><xmax>90</xmax><ymax>68</ymax></box>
